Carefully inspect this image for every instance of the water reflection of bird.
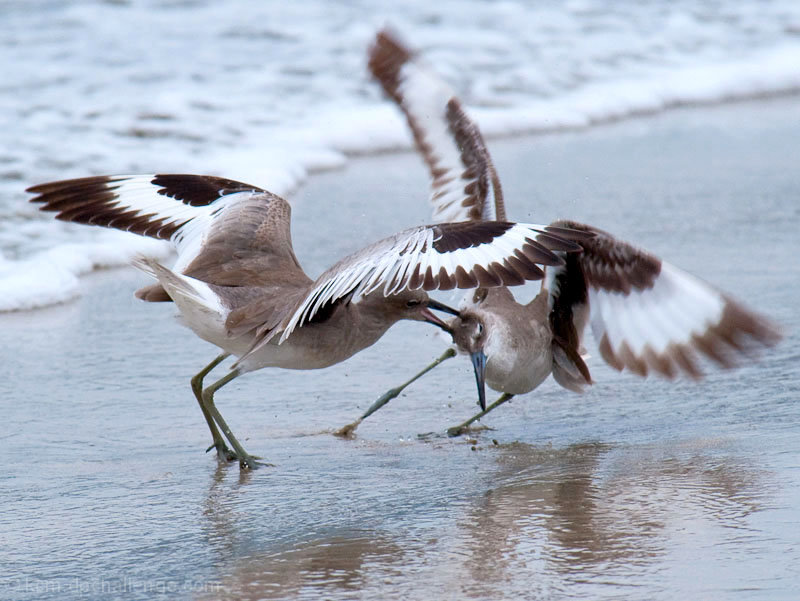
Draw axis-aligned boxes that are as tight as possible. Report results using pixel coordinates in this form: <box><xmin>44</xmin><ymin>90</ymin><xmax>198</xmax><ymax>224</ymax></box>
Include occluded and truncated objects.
<box><xmin>198</xmin><ymin>439</ymin><xmax>766</xmax><ymax>599</ymax></box>
<box><xmin>28</xmin><ymin>174</ymin><xmax>579</xmax><ymax>468</ymax></box>
<box><xmin>456</xmin><ymin>441</ymin><xmax>764</xmax><ymax>597</ymax></box>
<box><xmin>198</xmin><ymin>532</ymin><xmax>404</xmax><ymax>600</ymax></box>
<box><xmin>337</xmin><ymin>29</ymin><xmax>781</xmax><ymax>438</ymax></box>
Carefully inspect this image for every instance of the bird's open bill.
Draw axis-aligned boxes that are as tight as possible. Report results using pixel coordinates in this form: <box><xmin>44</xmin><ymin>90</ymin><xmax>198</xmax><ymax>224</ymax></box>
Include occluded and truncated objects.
<box><xmin>422</xmin><ymin>299</ymin><xmax>460</xmax><ymax>334</ymax></box>
<box><xmin>470</xmin><ymin>350</ymin><xmax>488</xmax><ymax>411</ymax></box>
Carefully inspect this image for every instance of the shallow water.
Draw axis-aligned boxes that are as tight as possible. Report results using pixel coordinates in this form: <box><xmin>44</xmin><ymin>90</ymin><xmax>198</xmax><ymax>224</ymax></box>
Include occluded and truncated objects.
<box><xmin>2</xmin><ymin>98</ymin><xmax>799</xmax><ymax>600</ymax></box>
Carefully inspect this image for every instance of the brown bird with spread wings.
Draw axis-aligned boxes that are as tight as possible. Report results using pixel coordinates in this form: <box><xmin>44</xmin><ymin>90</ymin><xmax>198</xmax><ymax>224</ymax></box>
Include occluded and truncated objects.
<box><xmin>28</xmin><ymin>173</ymin><xmax>584</xmax><ymax>467</ymax></box>
<box><xmin>336</xmin><ymin>29</ymin><xmax>781</xmax><ymax>438</ymax></box>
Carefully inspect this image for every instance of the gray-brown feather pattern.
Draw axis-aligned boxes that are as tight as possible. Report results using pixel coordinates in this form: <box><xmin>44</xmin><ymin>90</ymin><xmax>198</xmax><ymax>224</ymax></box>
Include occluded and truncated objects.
<box><xmin>181</xmin><ymin>191</ymin><xmax>309</xmax><ymax>288</ymax></box>
<box><xmin>225</xmin><ymin>283</ymin><xmax>311</xmax><ymax>339</ymax></box>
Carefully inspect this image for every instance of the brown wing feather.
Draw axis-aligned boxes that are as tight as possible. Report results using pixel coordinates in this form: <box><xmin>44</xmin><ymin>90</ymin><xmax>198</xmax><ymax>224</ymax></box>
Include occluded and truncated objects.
<box><xmin>445</xmin><ymin>98</ymin><xmax>506</xmax><ymax>221</ymax></box>
<box><xmin>550</xmin><ymin>220</ymin><xmax>662</xmax><ymax>293</ymax></box>
<box><xmin>28</xmin><ymin>174</ymin><xmax>311</xmax><ymax>301</ymax></box>
<box><xmin>368</xmin><ymin>29</ymin><xmax>504</xmax><ymax>222</ymax></box>
<box><xmin>181</xmin><ymin>191</ymin><xmax>309</xmax><ymax>288</ymax></box>
<box><xmin>134</xmin><ymin>283</ymin><xmax>173</xmax><ymax>302</ymax></box>
<box><xmin>225</xmin><ymin>282</ymin><xmax>311</xmax><ymax>339</ymax></box>
<box><xmin>548</xmin><ymin>219</ymin><xmax>780</xmax><ymax>380</ymax></box>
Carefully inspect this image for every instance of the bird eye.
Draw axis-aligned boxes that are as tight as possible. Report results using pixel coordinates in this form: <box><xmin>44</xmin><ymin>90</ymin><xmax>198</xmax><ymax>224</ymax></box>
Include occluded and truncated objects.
<box><xmin>477</xmin><ymin>322</ymin><xmax>484</xmax><ymax>335</ymax></box>
<box><xmin>406</xmin><ymin>299</ymin><xmax>421</xmax><ymax>308</ymax></box>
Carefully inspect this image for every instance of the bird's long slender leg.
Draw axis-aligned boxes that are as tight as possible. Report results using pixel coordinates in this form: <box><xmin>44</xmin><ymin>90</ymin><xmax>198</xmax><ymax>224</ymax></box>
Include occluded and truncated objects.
<box><xmin>447</xmin><ymin>393</ymin><xmax>515</xmax><ymax>437</ymax></box>
<box><xmin>201</xmin><ymin>369</ymin><xmax>268</xmax><ymax>470</ymax></box>
<box><xmin>190</xmin><ymin>353</ymin><xmax>236</xmax><ymax>462</ymax></box>
<box><xmin>334</xmin><ymin>348</ymin><xmax>457</xmax><ymax>438</ymax></box>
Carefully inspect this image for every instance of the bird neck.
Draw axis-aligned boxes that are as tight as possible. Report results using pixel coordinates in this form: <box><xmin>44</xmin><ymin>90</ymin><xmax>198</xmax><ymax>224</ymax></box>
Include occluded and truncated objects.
<box><xmin>353</xmin><ymin>299</ymin><xmax>401</xmax><ymax>342</ymax></box>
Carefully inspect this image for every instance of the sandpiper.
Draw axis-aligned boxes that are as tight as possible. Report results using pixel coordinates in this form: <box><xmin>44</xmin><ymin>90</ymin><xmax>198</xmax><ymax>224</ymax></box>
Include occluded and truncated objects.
<box><xmin>28</xmin><ymin>173</ymin><xmax>584</xmax><ymax>467</ymax></box>
<box><xmin>335</xmin><ymin>29</ymin><xmax>781</xmax><ymax>438</ymax></box>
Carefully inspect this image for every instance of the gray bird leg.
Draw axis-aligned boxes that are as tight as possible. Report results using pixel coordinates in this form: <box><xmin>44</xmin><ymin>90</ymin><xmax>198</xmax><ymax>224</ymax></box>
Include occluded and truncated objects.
<box><xmin>190</xmin><ymin>353</ymin><xmax>236</xmax><ymax>462</ymax></box>
<box><xmin>447</xmin><ymin>392</ymin><xmax>515</xmax><ymax>437</ymax></box>
<box><xmin>201</xmin><ymin>368</ymin><xmax>268</xmax><ymax>470</ymax></box>
<box><xmin>334</xmin><ymin>348</ymin><xmax>457</xmax><ymax>438</ymax></box>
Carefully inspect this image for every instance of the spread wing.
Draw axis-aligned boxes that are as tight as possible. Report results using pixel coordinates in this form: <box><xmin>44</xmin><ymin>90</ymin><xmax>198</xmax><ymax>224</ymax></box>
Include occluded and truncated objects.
<box><xmin>275</xmin><ymin>222</ymin><xmax>585</xmax><ymax>344</ymax></box>
<box><xmin>546</xmin><ymin>220</ymin><xmax>781</xmax><ymax>380</ymax></box>
<box><xmin>27</xmin><ymin>174</ymin><xmax>309</xmax><ymax>292</ymax></box>
<box><xmin>369</xmin><ymin>28</ymin><xmax>505</xmax><ymax>223</ymax></box>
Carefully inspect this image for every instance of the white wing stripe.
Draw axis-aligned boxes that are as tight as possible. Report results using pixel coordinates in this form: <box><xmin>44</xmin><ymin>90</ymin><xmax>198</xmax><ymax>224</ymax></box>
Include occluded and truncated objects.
<box><xmin>397</xmin><ymin>61</ymin><xmax>468</xmax><ymax>222</ymax></box>
<box><xmin>590</xmin><ymin>260</ymin><xmax>730</xmax><ymax>363</ymax></box>
<box><xmin>279</xmin><ymin>223</ymin><xmax>559</xmax><ymax>342</ymax></box>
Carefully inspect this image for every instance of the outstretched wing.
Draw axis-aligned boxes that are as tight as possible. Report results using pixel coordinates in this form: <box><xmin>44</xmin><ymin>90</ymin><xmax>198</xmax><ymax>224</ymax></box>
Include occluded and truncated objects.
<box><xmin>369</xmin><ymin>28</ymin><xmax>505</xmax><ymax>223</ymax></box>
<box><xmin>278</xmin><ymin>222</ymin><xmax>585</xmax><ymax>343</ymax></box>
<box><xmin>27</xmin><ymin>174</ymin><xmax>308</xmax><ymax>290</ymax></box>
<box><xmin>546</xmin><ymin>220</ymin><xmax>781</xmax><ymax>380</ymax></box>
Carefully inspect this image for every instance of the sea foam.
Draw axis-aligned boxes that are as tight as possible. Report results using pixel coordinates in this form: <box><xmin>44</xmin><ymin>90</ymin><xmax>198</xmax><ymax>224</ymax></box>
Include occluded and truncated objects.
<box><xmin>2</xmin><ymin>0</ymin><xmax>799</xmax><ymax>311</ymax></box>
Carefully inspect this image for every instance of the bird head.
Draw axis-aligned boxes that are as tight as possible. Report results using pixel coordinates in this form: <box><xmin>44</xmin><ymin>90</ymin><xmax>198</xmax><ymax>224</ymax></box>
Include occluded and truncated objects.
<box><xmin>451</xmin><ymin>311</ymin><xmax>489</xmax><ymax>411</ymax></box>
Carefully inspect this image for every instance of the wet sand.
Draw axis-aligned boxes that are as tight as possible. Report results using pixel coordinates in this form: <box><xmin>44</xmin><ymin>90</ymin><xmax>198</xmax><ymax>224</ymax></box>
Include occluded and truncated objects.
<box><xmin>2</xmin><ymin>97</ymin><xmax>799</xmax><ymax>600</ymax></box>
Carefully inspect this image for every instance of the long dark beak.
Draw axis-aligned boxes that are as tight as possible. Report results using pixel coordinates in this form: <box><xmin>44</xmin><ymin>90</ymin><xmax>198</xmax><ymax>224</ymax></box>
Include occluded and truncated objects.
<box><xmin>470</xmin><ymin>350</ymin><xmax>487</xmax><ymax>411</ymax></box>
<box><xmin>421</xmin><ymin>299</ymin><xmax>460</xmax><ymax>334</ymax></box>
<box><xmin>427</xmin><ymin>298</ymin><xmax>460</xmax><ymax>317</ymax></box>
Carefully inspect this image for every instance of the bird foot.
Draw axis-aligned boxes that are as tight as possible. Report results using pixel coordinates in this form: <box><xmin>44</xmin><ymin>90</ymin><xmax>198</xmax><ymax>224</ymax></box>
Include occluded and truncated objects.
<box><xmin>332</xmin><ymin>421</ymin><xmax>360</xmax><ymax>439</ymax></box>
<box><xmin>206</xmin><ymin>441</ymin><xmax>238</xmax><ymax>463</ymax></box>
<box><xmin>446</xmin><ymin>423</ymin><xmax>493</xmax><ymax>438</ymax></box>
<box><xmin>238</xmin><ymin>455</ymin><xmax>274</xmax><ymax>470</ymax></box>
<box><xmin>206</xmin><ymin>442</ymin><xmax>271</xmax><ymax>469</ymax></box>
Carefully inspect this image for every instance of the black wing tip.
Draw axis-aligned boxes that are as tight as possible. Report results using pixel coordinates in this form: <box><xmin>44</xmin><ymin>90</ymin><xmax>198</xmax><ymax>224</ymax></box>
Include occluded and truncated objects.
<box><xmin>26</xmin><ymin>175</ymin><xmax>127</xmax><ymax>199</ymax></box>
<box><xmin>24</xmin><ymin>173</ymin><xmax>189</xmax><ymax>240</ymax></box>
<box><xmin>27</xmin><ymin>176</ymin><xmax>127</xmax><ymax>221</ymax></box>
<box><xmin>27</xmin><ymin>173</ymin><xmax>264</xmax><ymax>206</ymax></box>
<box><xmin>148</xmin><ymin>174</ymin><xmax>264</xmax><ymax>205</ymax></box>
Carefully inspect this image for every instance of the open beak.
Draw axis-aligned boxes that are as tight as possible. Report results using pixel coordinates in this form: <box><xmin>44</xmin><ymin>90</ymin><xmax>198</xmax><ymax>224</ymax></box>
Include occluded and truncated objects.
<box><xmin>470</xmin><ymin>350</ymin><xmax>487</xmax><ymax>411</ymax></box>
<box><xmin>421</xmin><ymin>299</ymin><xmax>460</xmax><ymax>334</ymax></box>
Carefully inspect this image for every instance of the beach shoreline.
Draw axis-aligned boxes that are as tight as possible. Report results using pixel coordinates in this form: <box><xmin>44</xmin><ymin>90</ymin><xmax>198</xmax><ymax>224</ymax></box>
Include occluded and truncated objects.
<box><xmin>5</xmin><ymin>87</ymin><xmax>800</xmax><ymax>314</ymax></box>
<box><xmin>2</xmin><ymin>96</ymin><xmax>799</xmax><ymax>601</ymax></box>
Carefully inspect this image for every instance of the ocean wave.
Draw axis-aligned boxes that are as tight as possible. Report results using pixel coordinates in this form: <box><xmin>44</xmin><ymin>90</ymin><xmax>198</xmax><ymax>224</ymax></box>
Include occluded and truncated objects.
<box><xmin>2</xmin><ymin>0</ymin><xmax>799</xmax><ymax>311</ymax></box>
